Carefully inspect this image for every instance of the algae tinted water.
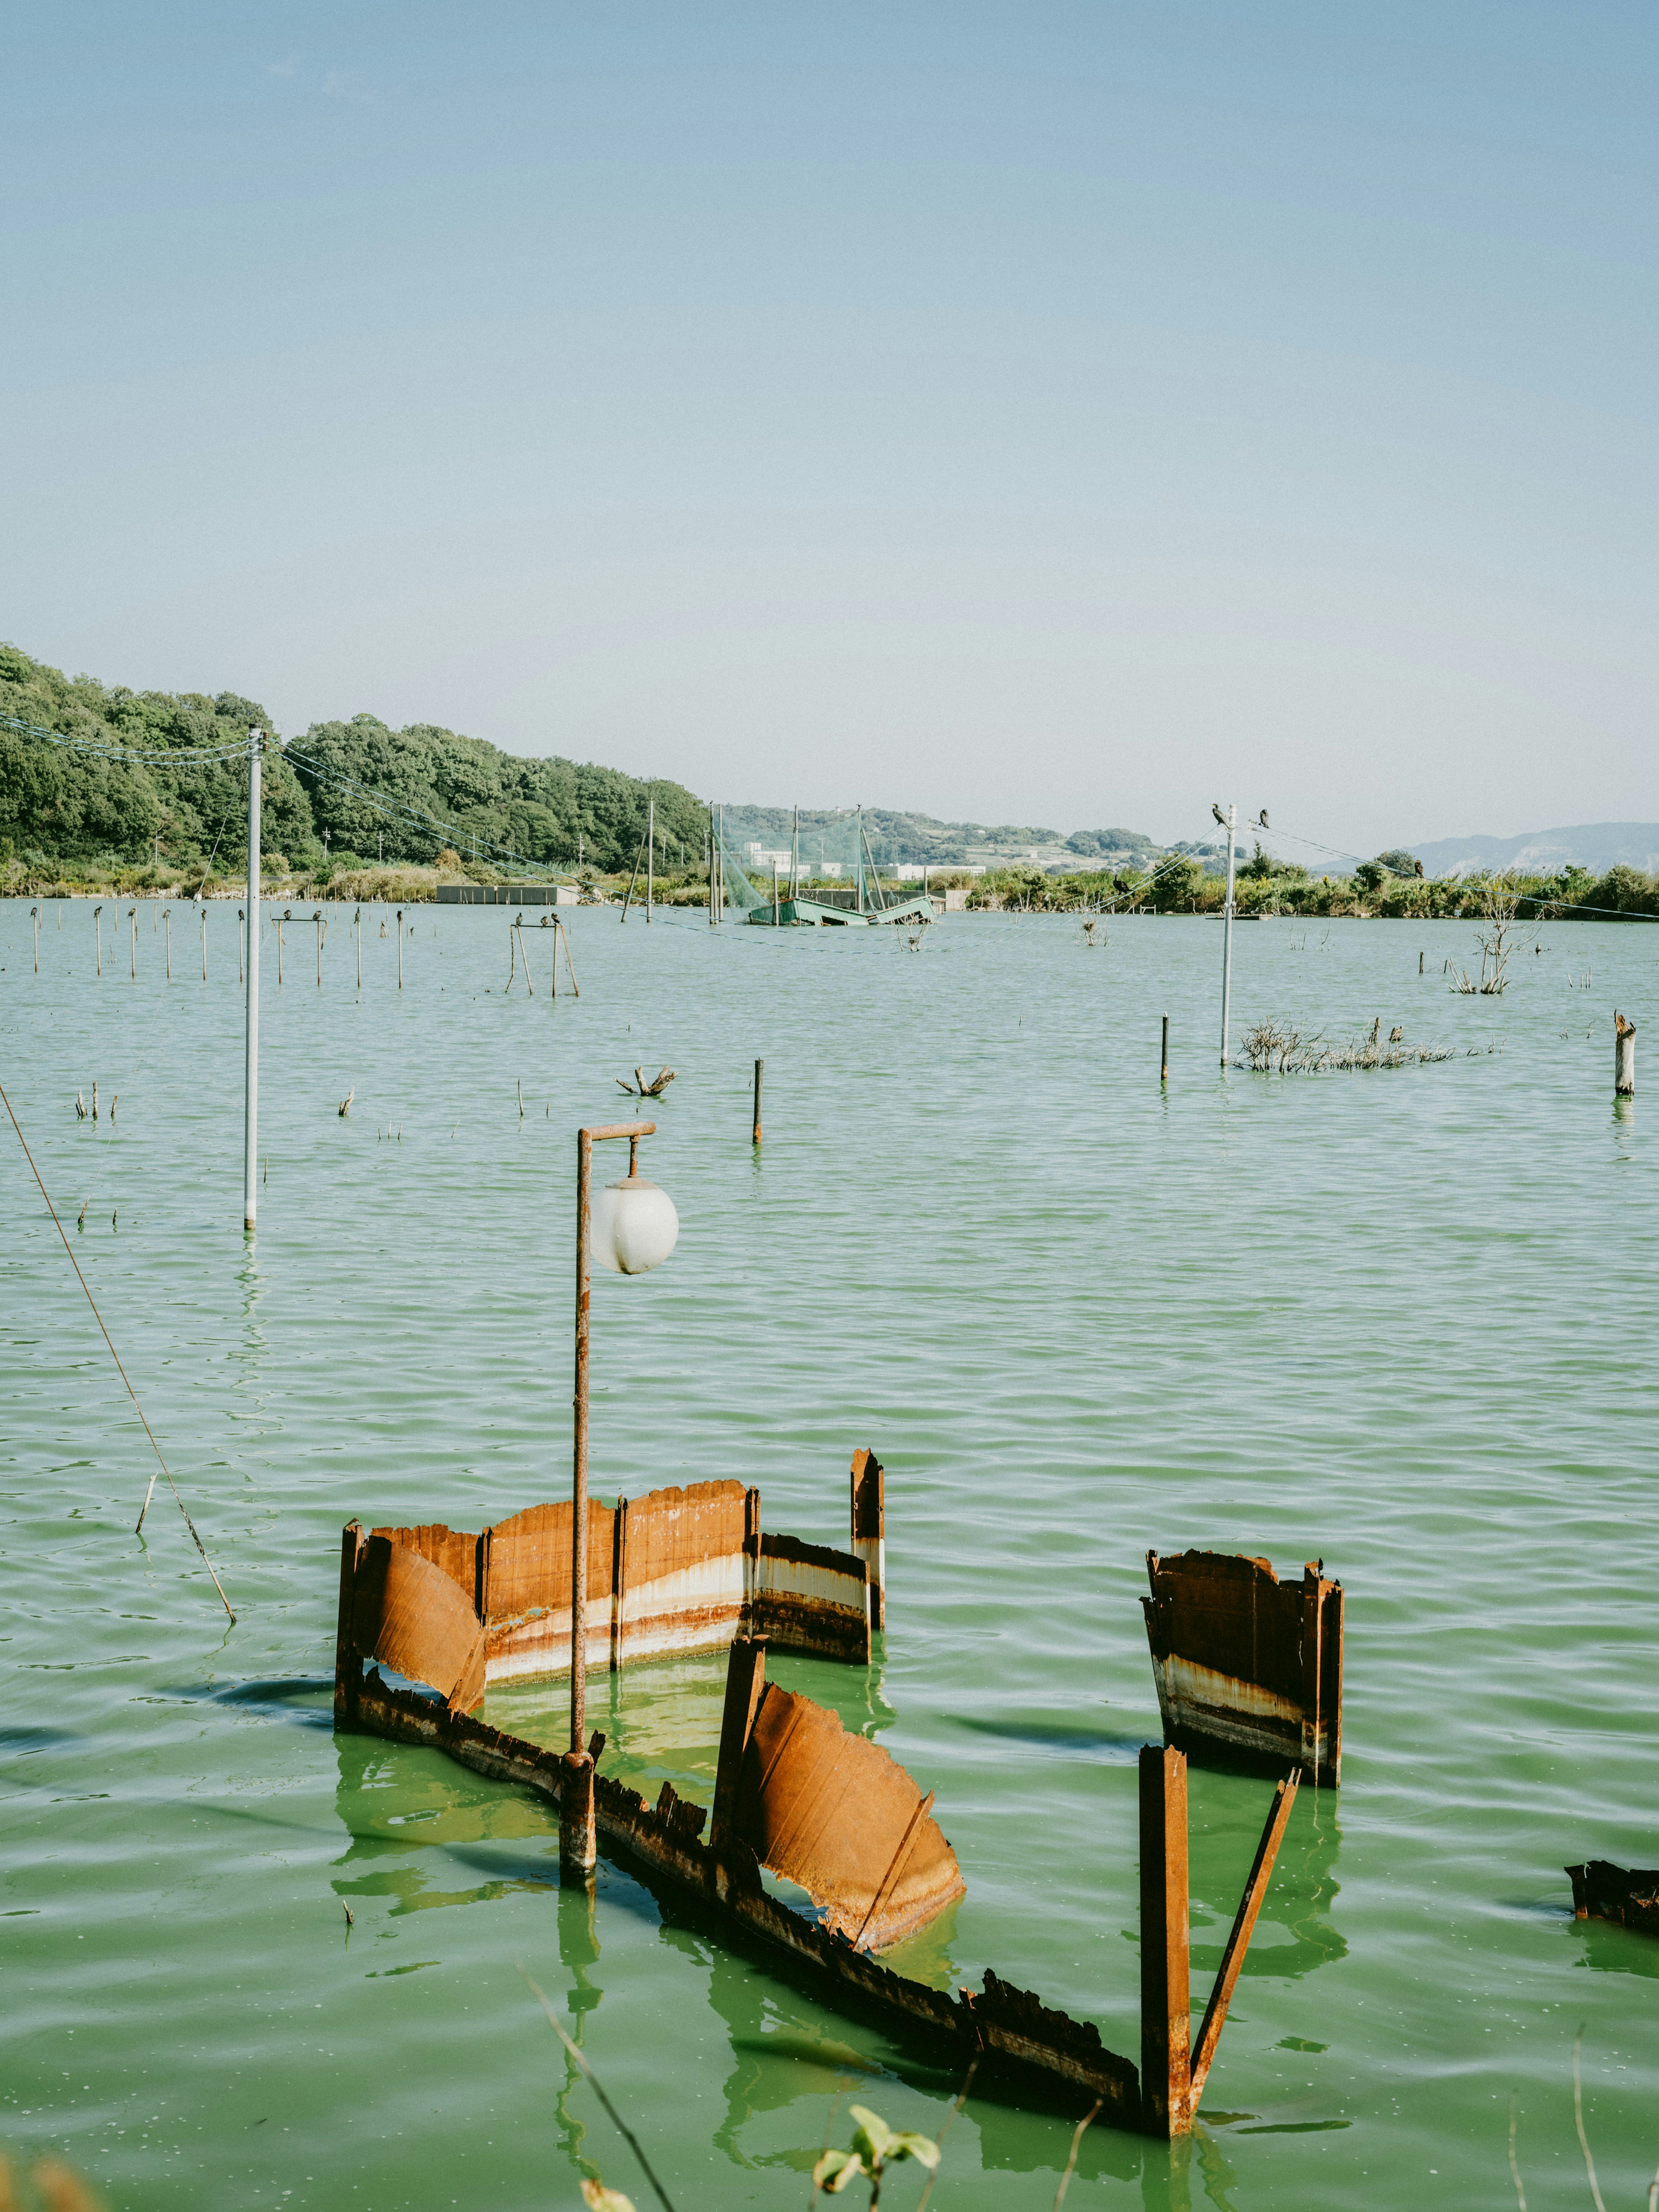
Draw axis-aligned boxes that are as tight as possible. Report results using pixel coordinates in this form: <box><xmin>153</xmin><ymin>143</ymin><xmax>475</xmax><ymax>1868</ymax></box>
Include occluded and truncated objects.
<box><xmin>1</xmin><ymin>901</ymin><xmax>1655</xmax><ymax>2210</ymax></box>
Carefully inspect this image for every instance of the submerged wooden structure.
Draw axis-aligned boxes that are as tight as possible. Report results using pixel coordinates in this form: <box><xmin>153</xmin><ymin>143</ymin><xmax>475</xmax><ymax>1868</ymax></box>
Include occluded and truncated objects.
<box><xmin>332</xmin><ymin>1473</ymin><xmax>1311</xmax><ymax>2135</ymax></box>
<box><xmin>1568</xmin><ymin>1861</ymin><xmax>1659</xmax><ymax>1938</ymax></box>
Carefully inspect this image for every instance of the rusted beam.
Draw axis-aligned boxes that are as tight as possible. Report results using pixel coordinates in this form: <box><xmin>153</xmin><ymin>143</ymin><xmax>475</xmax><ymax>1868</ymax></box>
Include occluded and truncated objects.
<box><xmin>1189</xmin><ymin>1770</ymin><xmax>1300</xmax><ymax>2104</ymax></box>
<box><xmin>334</xmin><ymin>1519</ymin><xmax>365</xmax><ymax>1729</ymax></box>
<box><xmin>850</xmin><ymin>1448</ymin><xmax>886</xmax><ymax>1632</ymax></box>
<box><xmin>559</xmin><ymin>1749</ymin><xmax>596</xmax><ymax>1881</ymax></box>
<box><xmin>1138</xmin><ymin>1744</ymin><xmax>1191</xmax><ymax>2138</ymax></box>
<box><xmin>711</xmin><ymin>1635</ymin><xmax>767</xmax><ymax>1843</ymax></box>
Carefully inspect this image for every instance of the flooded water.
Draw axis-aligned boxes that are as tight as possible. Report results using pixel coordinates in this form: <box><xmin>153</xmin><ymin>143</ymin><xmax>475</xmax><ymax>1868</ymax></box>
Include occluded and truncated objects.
<box><xmin>1</xmin><ymin>896</ymin><xmax>1655</xmax><ymax>2212</ymax></box>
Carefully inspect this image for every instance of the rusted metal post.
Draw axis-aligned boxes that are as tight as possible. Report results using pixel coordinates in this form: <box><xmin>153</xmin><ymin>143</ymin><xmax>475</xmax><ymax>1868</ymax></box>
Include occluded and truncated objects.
<box><xmin>1189</xmin><ymin>1771</ymin><xmax>1300</xmax><ymax>2104</ymax></box>
<box><xmin>564</xmin><ymin>1116</ymin><xmax>658</xmax><ymax>1877</ymax></box>
<box><xmin>1616</xmin><ymin>1011</ymin><xmax>1635</xmax><ymax>1096</ymax></box>
<box><xmin>1139</xmin><ymin>1744</ymin><xmax>1191</xmax><ymax>2138</ymax></box>
<box><xmin>334</xmin><ymin>1520</ymin><xmax>365</xmax><ymax>1729</ymax></box>
<box><xmin>712</xmin><ymin>1635</ymin><xmax>768</xmax><ymax>1843</ymax></box>
<box><xmin>559</xmin><ymin>1750</ymin><xmax>596</xmax><ymax>1882</ymax></box>
<box><xmin>753</xmin><ymin>1058</ymin><xmax>763</xmax><ymax>1145</ymax></box>
<box><xmin>850</xmin><ymin>1449</ymin><xmax>885</xmax><ymax>1632</ymax></box>
<box><xmin>1161</xmin><ymin>1013</ymin><xmax>1169</xmax><ymax>1085</ymax></box>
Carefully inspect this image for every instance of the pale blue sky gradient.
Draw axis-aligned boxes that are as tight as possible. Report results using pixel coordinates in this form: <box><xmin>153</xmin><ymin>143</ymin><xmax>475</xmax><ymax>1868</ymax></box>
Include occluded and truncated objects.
<box><xmin>5</xmin><ymin>3</ymin><xmax>1656</xmax><ymax>846</ymax></box>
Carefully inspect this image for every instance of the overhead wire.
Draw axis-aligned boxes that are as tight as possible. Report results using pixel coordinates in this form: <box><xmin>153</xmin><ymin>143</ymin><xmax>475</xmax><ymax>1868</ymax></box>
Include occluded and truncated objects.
<box><xmin>1</xmin><ymin>709</ymin><xmax>252</xmax><ymax>766</ymax></box>
<box><xmin>0</xmin><ymin>1076</ymin><xmax>236</xmax><ymax>1621</ymax></box>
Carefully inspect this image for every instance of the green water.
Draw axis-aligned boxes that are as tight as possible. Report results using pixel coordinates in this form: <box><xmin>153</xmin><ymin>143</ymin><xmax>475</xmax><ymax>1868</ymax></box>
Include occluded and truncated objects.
<box><xmin>2</xmin><ymin>899</ymin><xmax>1655</xmax><ymax>2212</ymax></box>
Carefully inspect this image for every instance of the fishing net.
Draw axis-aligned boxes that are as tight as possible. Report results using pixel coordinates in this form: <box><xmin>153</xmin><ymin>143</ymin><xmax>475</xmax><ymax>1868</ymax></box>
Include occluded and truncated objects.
<box><xmin>713</xmin><ymin>808</ymin><xmax>878</xmax><ymax>912</ymax></box>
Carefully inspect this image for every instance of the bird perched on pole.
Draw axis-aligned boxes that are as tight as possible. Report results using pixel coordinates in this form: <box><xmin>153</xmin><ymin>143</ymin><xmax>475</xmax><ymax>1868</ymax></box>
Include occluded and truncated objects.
<box><xmin>1258</xmin><ymin>810</ymin><xmax>1270</xmax><ymax>829</ymax></box>
<box><xmin>1212</xmin><ymin>804</ymin><xmax>1225</xmax><ymax>827</ymax></box>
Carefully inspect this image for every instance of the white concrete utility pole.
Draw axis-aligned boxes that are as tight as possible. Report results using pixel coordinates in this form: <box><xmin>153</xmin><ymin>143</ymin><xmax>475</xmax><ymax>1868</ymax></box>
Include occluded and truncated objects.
<box><xmin>244</xmin><ymin>730</ymin><xmax>262</xmax><ymax>1234</ymax></box>
<box><xmin>1218</xmin><ymin>803</ymin><xmax>1237</xmax><ymax>1068</ymax></box>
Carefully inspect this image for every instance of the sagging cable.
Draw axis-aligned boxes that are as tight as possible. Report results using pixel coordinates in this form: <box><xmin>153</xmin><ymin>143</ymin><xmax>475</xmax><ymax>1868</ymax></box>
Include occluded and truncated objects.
<box><xmin>0</xmin><ymin>1077</ymin><xmax>236</xmax><ymax>1622</ymax></box>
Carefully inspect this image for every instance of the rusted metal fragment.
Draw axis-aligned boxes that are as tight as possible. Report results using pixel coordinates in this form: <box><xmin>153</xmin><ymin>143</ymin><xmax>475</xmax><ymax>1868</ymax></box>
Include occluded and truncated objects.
<box><xmin>1567</xmin><ymin>1860</ymin><xmax>1659</xmax><ymax>1937</ymax></box>
<box><xmin>747</xmin><ymin>1532</ymin><xmax>870</xmax><ymax>1662</ymax></box>
<box><xmin>1189</xmin><ymin>1770</ymin><xmax>1300</xmax><ymax>2099</ymax></box>
<box><xmin>967</xmin><ymin>1971</ymin><xmax>1141</xmax><ymax>2121</ymax></box>
<box><xmin>350</xmin><ymin>1535</ymin><xmax>486</xmax><ymax>1713</ymax></box>
<box><xmin>850</xmin><ymin>1448</ymin><xmax>886</xmax><ymax>1633</ymax></box>
<box><xmin>1143</xmin><ymin>1550</ymin><xmax>1343</xmax><ymax>1786</ymax></box>
<box><xmin>346</xmin><ymin>1669</ymin><xmax>1138</xmax><ymax>2125</ymax></box>
<box><xmin>1138</xmin><ymin>1744</ymin><xmax>1191</xmax><ymax>2137</ymax></box>
<box><xmin>615</xmin><ymin>1480</ymin><xmax>749</xmax><ymax>1664</ymax></box>
<box><xmin>731</xmin><ymin>1680</ymin><xmax>964</xmax><ymax>1950</ymax></box>
<box><xmin>480</xmin><ymin>1497</ymin><xmax>615</xmax><ymax>1680</ymax></box>
<box><xmin>369</xmin><ymin>1519</ymin><xmax>480</xmax><ymax>1605</ymax></box>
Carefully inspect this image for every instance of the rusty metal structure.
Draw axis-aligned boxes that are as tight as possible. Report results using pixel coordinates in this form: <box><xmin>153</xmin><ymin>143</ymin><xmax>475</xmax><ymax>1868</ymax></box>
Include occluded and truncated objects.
<box><xmin>1143</xmin><ymin>1549</ymin><xmax>1344</xmax><ymax>1787</ymax></box>
<box><xmin>1568</xmin><ymin>1860</ymin><xmax>1659</xmax><ymax>1937</ymax></box>
<box><xmin>333</xmin><ymin>1491</ymin><xmax>1311</xmax><ymax>2134</ymax></box>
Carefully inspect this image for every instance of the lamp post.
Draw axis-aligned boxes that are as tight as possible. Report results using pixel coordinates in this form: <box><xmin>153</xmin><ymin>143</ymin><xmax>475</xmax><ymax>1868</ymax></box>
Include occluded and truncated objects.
<box><xmin>563</xmin><ymin>1117</ymin><xmax>678</xmax><ymax>1879</ymax></box>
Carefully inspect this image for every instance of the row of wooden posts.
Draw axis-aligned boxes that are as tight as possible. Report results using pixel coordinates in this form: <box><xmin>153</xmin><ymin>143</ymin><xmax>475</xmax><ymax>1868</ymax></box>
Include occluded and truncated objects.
<box><xmin>32</xmin><ymin>900</ymin><xmax>411</xmax><ymax>990</ymax></box>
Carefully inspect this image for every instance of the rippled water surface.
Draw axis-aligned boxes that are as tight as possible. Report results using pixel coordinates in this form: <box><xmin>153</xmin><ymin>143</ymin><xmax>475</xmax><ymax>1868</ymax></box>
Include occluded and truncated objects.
<box><xmin>2</xmin><ymin>897</ymin><xmax>1656</xmax><ymax>2212</ymax></box>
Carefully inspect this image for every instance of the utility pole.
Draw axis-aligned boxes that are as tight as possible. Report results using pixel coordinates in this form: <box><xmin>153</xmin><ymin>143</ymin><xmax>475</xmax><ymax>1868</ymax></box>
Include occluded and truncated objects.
<box><xmin>1219</xmin><ymin>804</ymin><xmax>1237</xmax><ymax>1068</ymax></box>
<box><xmin>244</xmin><ymin>730</ymin><xmax>262</xmax><ymax>1235</ymax></box>
<box><xmin>646</xmin><ymin>792</ymin><xmax>654</xmax><ymax>924</ymax></box>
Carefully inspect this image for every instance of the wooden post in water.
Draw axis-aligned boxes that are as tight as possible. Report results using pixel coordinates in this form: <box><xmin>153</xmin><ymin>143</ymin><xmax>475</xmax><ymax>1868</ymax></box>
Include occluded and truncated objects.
<box><xmin>1419</xmin><ymin>949</ymin><xmax>1425</xmax><ymax>974</ymax></box>
<box><xmin>1161</xmin><ymin>1014</ymin><xmax>1169</xmax><ymax>1085</ymax></box>
<box><xmin>355</xmin><ymin>907</ymin><xmax>361</xmax><ymax>990</ymax></box>
<box><xmin>753</xmin><ymin>1058</ymin><xmax>763</xmax><ymax>1145</ymax></box>
<box><xmin>1138</xmin><ymin>1744</ymin><xmax>1192</xmax><ymax>2138</ymax></box>
<box><xmin>165</xmin><ymin>908</ymin><xmax>171</xmax><ymax>980</ymax></box>
<box><xmin>128</xmin><ymin>907</ymin><xmax>137</xmax><ymax>979</ymax></box>
<box><xmin>32</xmin><ymin>905</ymin><xmax>39</xmax><ymax>973</ymax></box>
<box><xmin>396</xmin><ymin>909</ymin><xmax>404</xmax><ymax>990</ymax></box>
<box><xmin>646</xmin><ymin>791</ymin><xmax>654</xmax><ymax>924</ymax></box>
<box><xmin>1219</xmin><ymin>804</ymin><xmax>1237</xmax><ymax>1067</ymax></box>
<box><xmin>94</xmin><ymin>905</ymin><xmax>102</xmax><ymax>977</ymax></box>
<box><xmin>200</xmin><ymin>906</ymin><xmax>207</xmax><ymax>982</ymax></box>
<box><xmin>1616</xmin><ymin>1012</ymin><xmax>1636</xmax><ymax>1096</ymax></box>
<box><xmin>315</xmin><ymin>911</ymin><xmax>323</xmax><ymax>987</ymax></box>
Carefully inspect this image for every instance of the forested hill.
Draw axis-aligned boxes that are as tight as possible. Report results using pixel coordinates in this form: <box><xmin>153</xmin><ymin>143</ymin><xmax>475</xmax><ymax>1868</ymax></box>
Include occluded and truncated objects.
<box><xmin>0</xmin><ymin>644</ymin><xmax>705</xmax><ymax>874</ymax></box>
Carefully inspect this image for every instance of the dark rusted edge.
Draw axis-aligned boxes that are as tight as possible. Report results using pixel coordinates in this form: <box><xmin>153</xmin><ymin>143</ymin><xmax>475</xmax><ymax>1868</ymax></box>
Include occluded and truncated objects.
<box><xmin>1567</xmin><ymin>1860</ymin><xmax>1659</xmax><ymax>1935</ymax></box>
<box><xmin>344</xmin><ymin>1675</ymin><xmax>1144</xmax><ymax>2126</ymax></box>
<box><xmin>753</xmin><ymin>1530</ymin><xmax>869</xmax><ymax>1579</ymax></box>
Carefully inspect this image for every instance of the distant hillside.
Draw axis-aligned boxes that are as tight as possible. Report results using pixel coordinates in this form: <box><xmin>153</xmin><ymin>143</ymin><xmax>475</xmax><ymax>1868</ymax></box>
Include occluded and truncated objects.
<box><xmin>0</xmin><ymin>642</ymin><xmax>704</xmax><ymax>874</ymax></box>
<box><xmin>1410</xmin><ymin>822</ymin><xmax>1659</xmax><ymax>878</ymax></box>
<box><xmin>729</xmin><ymin>805</ymin><xmax>1167</xmax><ymax>870</ymax></box>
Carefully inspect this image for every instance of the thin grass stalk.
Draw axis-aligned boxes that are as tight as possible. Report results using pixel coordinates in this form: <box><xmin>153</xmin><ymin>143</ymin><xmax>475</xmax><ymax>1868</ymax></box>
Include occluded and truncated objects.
<box><xmin>1052</xmin><ymin>2098</ymin><xmax>1103</xmax><ymax>2211</ymax></box>
<box><xmin>1572</xmin><ymin>2032</ymin><xmax>1607</xmax><ymax>2212</ymax></box>
<box><xmin>518</xmin><ymin>1966</ymin><xmax>677</xmax><ymax>2212</ymax></box>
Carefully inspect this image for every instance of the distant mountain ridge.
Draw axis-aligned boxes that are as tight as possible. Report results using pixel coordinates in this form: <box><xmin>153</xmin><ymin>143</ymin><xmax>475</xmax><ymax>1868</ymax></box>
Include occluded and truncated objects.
<box><xmin>1408</xmin><ymin>822</ymin><xmax>1659</xmax><ymax>878</ymax></box>
<box><xmin>729</xmin><ymin>805</ymin><xmax>1167</xmax><ymax>869</ymax></box>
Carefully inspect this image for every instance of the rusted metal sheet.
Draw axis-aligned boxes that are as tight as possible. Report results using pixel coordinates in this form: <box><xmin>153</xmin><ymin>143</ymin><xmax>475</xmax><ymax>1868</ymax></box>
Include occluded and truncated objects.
<box><xmin>1138</xmin><ymin>1745</ymin><xmax>1191</xmax><ymax>2137</ymax></box>
<box><xmin>350</xmin><ymin>1531</ymin><xmax>486</xmax><ymax>1714</ymax></box>
<box><xmin>725</xmin><ymin>1667</ymin><xmax>964</xmax><ymax>1949</ymax></box>
<box><xmin>347</xmin><ymin>1663</ymin><xmax>1142</xmax><ymax>2127</ymax></box>
<box><xmin>849</xmin><ymin>1447</ymin><xmax>886</xmax><ymax>1632</ymax></box>
<box><xmin>1567</xmin><ymin>1860</ymin><xmax>1659</xmax><ymax>1937</ymax></box>
<box><xmin>368</xmin><ymin>1518</ymin><xmax>480</xmax><ymax>1606</ymax></box>
<box><xmin>747</xmin><ymin>1532</ymin><xmax>871</xmax><ymax>1663</ymax></box>
<box><xmin>480</xmin><ymin>1497</ymin><xmax>615</xmax><ymax>1680</ymax></box>
<box><xmin>614</xmin><ymin>1479</ymin><xmax>749</xmax><ymax>1664</ymax></box>
<box><xmin>1143</xmin><ymin>1550</ymin><xmax>1343</xmax><ymax>1786</ymax></box>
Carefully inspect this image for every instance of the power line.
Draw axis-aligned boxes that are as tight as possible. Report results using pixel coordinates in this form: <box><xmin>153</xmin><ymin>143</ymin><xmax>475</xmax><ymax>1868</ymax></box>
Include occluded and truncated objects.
<box><xmin>0</xmin><ymin>1076</ymin><xmax>236</xmax><ymax>1622</ymax></box>
<box><xmin>280</xmin><ymin>746</ymin><xmax>577</xmax><ymax>887</ymax></box>
<box><xmin>1</xmin><ymin>709</ymin><xmax>251</xmax><ymax>766</ymax></box>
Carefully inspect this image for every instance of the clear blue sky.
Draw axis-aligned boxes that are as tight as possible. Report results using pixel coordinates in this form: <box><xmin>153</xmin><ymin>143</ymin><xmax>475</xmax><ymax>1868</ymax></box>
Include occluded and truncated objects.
<box><xmin>5</xmin><ymin>3</ymin><xmax>1656</xmax><ymax>849</ymax></box>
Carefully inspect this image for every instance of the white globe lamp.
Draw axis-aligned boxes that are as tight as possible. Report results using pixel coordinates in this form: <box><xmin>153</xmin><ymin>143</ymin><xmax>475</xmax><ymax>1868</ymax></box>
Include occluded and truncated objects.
<box><xmin>590</xmin><ymin>1174</ymin><xmax>678</xmax><ymax>1275</ymax></box>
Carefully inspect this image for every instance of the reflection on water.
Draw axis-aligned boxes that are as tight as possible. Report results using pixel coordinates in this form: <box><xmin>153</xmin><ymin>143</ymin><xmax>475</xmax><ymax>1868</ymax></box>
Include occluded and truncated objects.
<box><xmin>330</xmin><ymin>1729</ymin><xmax>559</xmax><ymax>1916</ymax></box>
<box><xmin>1573</xmin><ymin>1914</ymin><xmax>1659</xmax><ymax>1982</ymax></box>
<box><xmin>1189</xmin><ymin>1794</ymin><xmax>1345</xmax><ymax>1983</ymax></box>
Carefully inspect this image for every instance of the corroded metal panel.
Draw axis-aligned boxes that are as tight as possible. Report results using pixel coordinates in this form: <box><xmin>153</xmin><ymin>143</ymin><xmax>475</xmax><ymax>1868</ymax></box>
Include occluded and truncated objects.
<box><xmin>617</xmin><ymin>1480</ymin><xmax>749</xmax><ymax>1662</ymax></box>
<box><xmin>1143</xmin><ymin>1549</ymin><xmax>1343</xmax><ymax>1786</ymax></box>
<box><xmin>350</xmin><ymin>1532</ymin><xmax>486</xmax><ymax>1713</ymax></box>
<box><xmin>1568</xmin><ymin>1860</ymin><xmax>1659</xmax><ymax>1936</ymax></box>
<box><xmin>733</xmin><ymin>1680</ymin><xmax>963</xmax><ymax>1950</ymax></box>
<box><xmin>748</xmin><ymin>1532</ymin><xmax>870</xmax><ymax>1662</ymax></box>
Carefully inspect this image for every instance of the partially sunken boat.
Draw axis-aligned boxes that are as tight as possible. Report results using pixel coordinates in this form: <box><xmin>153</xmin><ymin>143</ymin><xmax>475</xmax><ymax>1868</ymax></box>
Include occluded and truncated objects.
<box><xmin>713</xmin><ymin>804</ymin><xmax>934</xmax><ymax>928</ymax></box>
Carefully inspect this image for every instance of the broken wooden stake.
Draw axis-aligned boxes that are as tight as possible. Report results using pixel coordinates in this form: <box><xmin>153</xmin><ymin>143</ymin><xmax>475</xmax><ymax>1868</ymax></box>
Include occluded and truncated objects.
<box><xmin>1161</xmin><ymin>1014</ymin><xmax>1169</xmax><ymax>1085</ymax></box>
<box><xmin>753</xmin><ymin>1057</ymin><xmax>763</xmax><ymax>1145</ymax></box>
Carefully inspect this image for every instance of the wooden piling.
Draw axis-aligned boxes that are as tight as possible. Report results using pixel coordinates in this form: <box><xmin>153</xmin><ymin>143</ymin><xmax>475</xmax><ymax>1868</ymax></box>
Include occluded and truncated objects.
<box><xmin>1616</xmin><ymin>1012</ymin><xmax>1635</xmax><ymax>1096</ymax></box>
<box><xmin>354</xmin><ymin>907</ymin><xmax>362</xmax><ymax>990</ymax></box>
<box><xmin>94</xmin><ymin>905</ymin><xmax>102</xmax><ymax>977</ymax></box>
<box><xmin>165</xmin><ymin>909</ymin><xmax>172</xmax><ymax>980</ymax></box>
<box><xmin>32</xmin><ymin>906</ymin><xmax>39</xmax><ymax>974</ymax></box>
<box><xmin>1138</xmin><ymin>1744</ymin><xmax>1191</xmax><ymax>2138</ymax></box>
<box><xmin>753</xmin><ymin>1058</ymin><xmax>763</xmax><ymax>1145</ymax></box>
<box><xmin>129</xmin><ymin>907</ymin><xmax>136</xmax><ymax>979</ymax></box>
<box><xmin>1161</xmin><ymin>1014</ymin><xmax>1169</xmax><ymax>1084</ymax></box>
<box><xmin>1419</xmin><ymin>949</ymin><xmax>1425</xmax><ymax>974</ymax></box>
<box><xmin>397</xmin><ymin>908</ymin><xmax>404</xmax><ymax>990</ymax></box>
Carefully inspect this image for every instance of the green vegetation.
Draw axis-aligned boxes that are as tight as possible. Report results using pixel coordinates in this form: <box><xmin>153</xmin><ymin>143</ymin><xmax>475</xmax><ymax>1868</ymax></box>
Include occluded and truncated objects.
<box><xmin>963</xmin><ymin>847</ymin><xmax>1659</xmax><ymax>922</ymax></box>
<box><xmin>0</xmin><ymin>642</ymin><xmax>705</xmax><ymax>891</ymax></box>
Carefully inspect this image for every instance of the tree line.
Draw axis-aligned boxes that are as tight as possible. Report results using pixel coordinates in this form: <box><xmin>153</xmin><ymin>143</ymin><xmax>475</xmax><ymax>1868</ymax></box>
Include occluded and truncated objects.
<box><xmin>0</xmin><ymin>643</ymin><xmax>706</xmax><ymax>877</ymax></box>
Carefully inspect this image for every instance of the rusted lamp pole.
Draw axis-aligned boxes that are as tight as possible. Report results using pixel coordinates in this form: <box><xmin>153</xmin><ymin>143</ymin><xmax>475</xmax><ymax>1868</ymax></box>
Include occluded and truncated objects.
<box><xmin>563</xmin><ymin>1117</ymin><xmax>679</xmax><ymax>1880</ymax></box>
